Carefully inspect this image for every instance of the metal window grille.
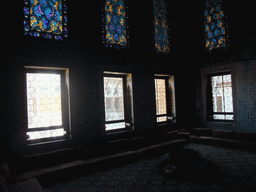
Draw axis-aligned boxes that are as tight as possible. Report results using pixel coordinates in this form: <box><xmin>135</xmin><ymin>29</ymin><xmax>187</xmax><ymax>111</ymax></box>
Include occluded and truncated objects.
<box><xmin>25</xmin><ymin>67</ymin><xmax>70</xmax><ymax>143</ymax></box>
<box><xmin>211</xmin><ymin>74</ymin><xmax>233</xmax><ymax>120</ymax></box>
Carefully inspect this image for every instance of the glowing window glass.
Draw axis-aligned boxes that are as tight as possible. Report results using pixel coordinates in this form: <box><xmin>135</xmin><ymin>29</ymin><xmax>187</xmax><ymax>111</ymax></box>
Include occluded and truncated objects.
<box><xmin>25</xmin><ymin>68</ymin><xmax>70</xmax><ymax>142</ymax></box>
<box><xmin>104</xmin><ymin>77</ymin><xmax>125</xmax><ymax>130</ymax></box>
<box><xmin>26</xmin><ymin>73</ymin><xmax>62</xmax><ymax>128</ymax></box>
<box><xmin>155</xmin><ymin>78</ymin><xmax>167</xmax><ymax>122</ymax></box>
<box><xmin>211</xmin><ymin>74</ymin><xmax>233</xmax><ymax>120</ymax></box>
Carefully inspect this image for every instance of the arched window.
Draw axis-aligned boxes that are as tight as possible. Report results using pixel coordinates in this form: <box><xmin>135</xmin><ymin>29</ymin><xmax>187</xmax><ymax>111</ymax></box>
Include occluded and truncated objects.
<box><xmin>102</xmin><ymin>0</ymin><xmax>129</xmax><ymax>49</ymax></box>
<box><xmin>24</xmin><ymin>0</ymin><xmax>68</xmax><ymax>40</ymax></box>
<box><xmin>204</xmin><ymin>0</ymin><xmax>228</xmax><ymax>51</ymax></box>
<box><xmin>153</xmin><ymin>0</ymin><xmax>170</xmax><ymax>54</ymax></box>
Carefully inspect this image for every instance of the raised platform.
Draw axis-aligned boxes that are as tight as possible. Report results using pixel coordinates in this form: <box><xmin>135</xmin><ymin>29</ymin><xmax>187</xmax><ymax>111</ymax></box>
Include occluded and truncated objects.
<box><xmin>1</xmin><ymin>128</ymin><xmax>256</xmax><ymax>191</ymax></box>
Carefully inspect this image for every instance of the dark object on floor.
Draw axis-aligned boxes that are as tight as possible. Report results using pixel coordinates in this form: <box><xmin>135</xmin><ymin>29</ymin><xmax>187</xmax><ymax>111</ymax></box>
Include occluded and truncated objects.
<box><xmin>157</xmin><ymin>147</ymin><xmax>226</xmax><ymax>184</ymax></box>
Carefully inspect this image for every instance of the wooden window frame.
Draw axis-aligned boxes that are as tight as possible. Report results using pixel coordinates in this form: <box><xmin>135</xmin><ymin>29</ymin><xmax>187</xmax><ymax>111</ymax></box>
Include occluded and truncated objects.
<box><xmin>103</xmin><ymin>72</ymin><xmax>133</xmax><ymax>134</ymax></box>
<box><xmin>25</xmin><ymin>66</ymin><xmax>71</xmax><ymax>145</ymax></box>
<box><xmin>207</xmin><ymin>72</ymin><xmax>234</xmax><ymax>121</ymax></box>
<box><xmin>154</xmin><ymin>75</ymin><xmax>176</xmax><ymax>125</ymax></box>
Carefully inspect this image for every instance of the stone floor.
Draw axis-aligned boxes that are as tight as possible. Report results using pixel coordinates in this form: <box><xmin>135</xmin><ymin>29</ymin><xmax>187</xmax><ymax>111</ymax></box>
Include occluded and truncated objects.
<box><xmin>40</xmin><ymin>143</ymin><xmax>256</xmax><ymax>192</ymax></box>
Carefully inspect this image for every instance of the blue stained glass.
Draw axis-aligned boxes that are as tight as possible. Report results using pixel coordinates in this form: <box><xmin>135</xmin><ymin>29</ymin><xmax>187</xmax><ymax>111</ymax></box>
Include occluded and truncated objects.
<box><xmin>211</xmin><ymin>22</ymin><xmax>216</xmax><ymax>30</ymax></box>
<box><xmin>24</xmin><ymin>0</ymin><xmax>67</xmax><ymax>39</ymax></box>
<box><xmin>204</xmin><ymin>10</ymin><xmax>208</xmax><ymax>16</ymax></box>
<box><xmin>221</xmin><ymin>27</ymin><xmax>225</xmax><ymax>35</ymax></box>
<box><xmin>105</xmin><ymin>0</ymin><xmax>127</xmax><ymax>46</ymax></box>
<box><xmin>208</xmin><ymin>31</ymin><xmax>213</xmax><ymax>38</ymax></box>
<box><xmin>216</xmin><ymin>4</ymin><xmax>221</xmax><ymax>11</ymax></box>
<box><xmin>205</xmin><ymin>0</ymin><xmax>227</xmax><ymax>51</ymax></box>
<box><xmin>212</xmin><ymin>38</ymin><xmax>217</xmax><ymax>46</ymax></box>
<box><xmin>205</xmin><ymin>25</ymin><xmax>209</xmax><ymax>32</ymax></box>
<box><xmin>214</xmin><ymin>29</ymin><xmax>219</xmax><ymax>36</ymax></box>
<box><xmin>217</xmin><ymin>20</ymin><xmax>222</xmax><ymax>28</ymax></box>
<box><xmin>153</xmin><ymin>0</ymin><xmax>169</xmax><ymax>53</ymax></box>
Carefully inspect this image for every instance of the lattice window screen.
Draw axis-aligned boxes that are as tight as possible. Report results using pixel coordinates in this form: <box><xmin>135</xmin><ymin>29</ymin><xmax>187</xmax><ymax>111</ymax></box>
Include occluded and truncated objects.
<box><xmin>26</xmin><ymin>73</ymin><xmax>66</xmax><ymax>140</ymax></box>
<box><xmin>104</xmin><ymin>77</ymin><xmax>125</xmax><ymax>130</ymax></box>
<box><xmin>155</xmin><ymin>79</ymin><xmax>167</xmax><ymax>122</ymax></box>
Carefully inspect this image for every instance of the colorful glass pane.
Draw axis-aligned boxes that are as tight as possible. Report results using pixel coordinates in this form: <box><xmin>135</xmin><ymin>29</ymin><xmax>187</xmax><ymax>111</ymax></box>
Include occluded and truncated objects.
<box><xmin>24</xmin><ymin>0</ymin><xmax>67</xmax><ymax>40</ymax></box>
<box><xmin>205</xmin><ymin>0</ymin><xmax>227</xmax><ymax>50</ymax></box>
<box><xmin>153</xmin><ymin>0</ymin><xmax>169</xmax><ymax>53</ymax></box>
<box><xmin>105</xmin><ymin>0</ymin><xmax>127</xmax><ymax>46</ymax></box>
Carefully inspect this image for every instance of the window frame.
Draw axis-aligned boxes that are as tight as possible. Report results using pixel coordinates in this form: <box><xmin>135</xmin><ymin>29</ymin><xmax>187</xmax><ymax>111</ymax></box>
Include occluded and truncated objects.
<box><xmin>154</xmin><ymin>75</ymin><xmax>176</xmax><ymax>125</ymax></box>
<box><xmin>103</xmin><ymin>72</ymin><xmax>133</xmax><ymax>134</ymax></box>
<box><xmin>25</xmin><ymin>66</ymin><xmax>71</xmax><ymax>145</ymax></box>
<box><xmin>207</xmin><ymin>72</ymin><xmax>234</xmax><ymax>121</ymax></box>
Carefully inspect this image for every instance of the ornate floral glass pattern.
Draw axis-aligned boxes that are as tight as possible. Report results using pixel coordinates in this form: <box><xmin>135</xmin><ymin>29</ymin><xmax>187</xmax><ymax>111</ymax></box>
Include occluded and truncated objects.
<box><xmin>153</xmin><ymin>0</ymin><xmax>170</xmax><ymax>53</ymax></box>
<box><xmin>155</xmin><ymin>79</ymin><xmax>167</xmax><ymax>122</ymax></box>
<box><xmin>104</xmin><ymin>0</ymin><xmax>127</xmax><ymax>47</ymax></box>
<box><xmin>211</xmin><ymin>74</ymin><xmax>233</xmax><ymax>120</ymax></box>
<box><xmin>205</xmin><ymin>0</ymin><xmax>227</xmax><ymax>50</ymax></box>
<box><xmin>24</xmin><ymin>0</ymin><xmax>68</xmax><ymax>40</ymax></box>
<box><xmin>104</xmin><ymin>77</ymin><xmax>125</xmax><ymax>130</ymax></box>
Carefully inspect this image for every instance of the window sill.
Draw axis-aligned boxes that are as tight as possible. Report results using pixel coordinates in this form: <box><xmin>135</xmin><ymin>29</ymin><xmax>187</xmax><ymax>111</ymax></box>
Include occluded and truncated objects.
<box><xmin>106</xmin><ymin>128</ymin><xmax>134</xmax><ymax>135</ymax></box>
<box><xmin>207</xmin><ymin>120</ymin><xmax>234</xmax><ymax>123</ymax></box>
<box><xmin>27</xmin><ymin>137</ymin><xmax>71</xmax><ymax>146</ymax></box>
<box><xmin>157</xmin><ymin>122</ymin><xmax>176</xmax><ymax>126</ymax></box>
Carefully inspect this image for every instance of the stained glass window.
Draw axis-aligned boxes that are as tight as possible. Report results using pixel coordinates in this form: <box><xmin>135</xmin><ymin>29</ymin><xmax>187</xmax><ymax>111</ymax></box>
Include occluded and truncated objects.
<box><xmin>24</xmin><ymin>0</ymin><xmax>68</xmax><ymax>40</ymax></box>
<box><xmin>204</xmin><ymin>0</ymin><xmax>228</xmax><ymax>51</ymax></box>
<box><xmin>103</xmin><ymin>0</ymin><xmax>129</xmax><ymax>49</ymax></box>
<box><xmin>153</xmin><ymin>0</ymin><xmax>170</xmax><ymax>54</ymax></box>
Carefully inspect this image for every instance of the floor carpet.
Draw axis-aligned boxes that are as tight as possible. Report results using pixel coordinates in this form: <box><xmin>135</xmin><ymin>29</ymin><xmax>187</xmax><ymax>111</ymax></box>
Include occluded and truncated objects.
<box><xmin>37</xmin><ymin>143</ymin><xmax>256</xmax><ymax>192</ymax></box>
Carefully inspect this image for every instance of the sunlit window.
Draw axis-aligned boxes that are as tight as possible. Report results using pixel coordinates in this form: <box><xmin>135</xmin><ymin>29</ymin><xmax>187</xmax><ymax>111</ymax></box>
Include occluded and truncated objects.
<box><xmin>103</xmin><ymin>72</ymin><xmax>134</xmax><ymax>132</ymax></box>
<box><xmin>210</xmin><ymin>73</ymin><xmax>233</xmax><ymax>120</ymax></box>
<box><xmin>25</xmin><ymin>67</ymin><xmax>70</xmax><ymax>143</ymax></box>
<box><xmin>155</xmin><ymin>75</ymin><xmax>176</xmax><ymax>124</ymax></box>
<box><xmin>155</xmin><ymin>79</ymin><xmax>167</xmax><ymax>122</ymax></box>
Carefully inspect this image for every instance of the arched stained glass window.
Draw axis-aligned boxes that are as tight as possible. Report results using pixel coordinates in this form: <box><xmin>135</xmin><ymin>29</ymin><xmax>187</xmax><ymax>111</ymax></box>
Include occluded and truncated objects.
<box><xmin>102</xmin><ymin>0</ymin><xmax>129</xmax><ymax>49</ymax></box>
<box><xmin>24</xmin><ymin>0</ymin><xmax>68</xmax><ymax>40</ymax></box>
<box><xmin>153</xmin><ymin>0</ymin><xmax>170</xmax><ymax>54</ymax></box>
<box><xmin>204</xmin><ymin>0</ymin><xmax>228</xmax><ymax>51</ymax></box>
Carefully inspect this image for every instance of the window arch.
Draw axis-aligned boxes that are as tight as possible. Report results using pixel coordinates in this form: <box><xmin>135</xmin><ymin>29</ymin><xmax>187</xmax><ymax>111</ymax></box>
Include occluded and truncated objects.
<box><xmin>24</xmin><ymin>0</ymin><xmax>68</xmax><ymax>40</ymax></box>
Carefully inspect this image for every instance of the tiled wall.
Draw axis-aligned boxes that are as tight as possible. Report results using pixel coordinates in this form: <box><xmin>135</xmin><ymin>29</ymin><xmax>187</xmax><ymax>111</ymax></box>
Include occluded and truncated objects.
<box><xmin>199</xmin><ymin>60</ymin><xmax>256</xmax><ymax>133</ymax></box>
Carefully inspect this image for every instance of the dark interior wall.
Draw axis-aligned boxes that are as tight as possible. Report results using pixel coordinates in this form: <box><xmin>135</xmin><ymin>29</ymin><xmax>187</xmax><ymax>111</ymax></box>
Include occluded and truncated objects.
<box><xmin>198</xmin><ymin>59</ymin><xmax>256</xmax><ymax>133</ymax></box>
<box><xmin>193</xmin><ymin>0</ymin><xmax>256</xmax><ymax>133</ymax></box>
<box><xmin>1</xmin><ymin>0</ymin><xmax>223</xmax><ymax>156</ymax></box>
